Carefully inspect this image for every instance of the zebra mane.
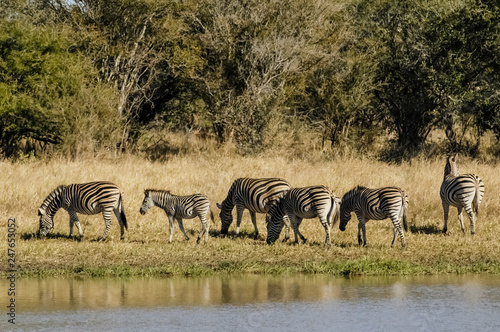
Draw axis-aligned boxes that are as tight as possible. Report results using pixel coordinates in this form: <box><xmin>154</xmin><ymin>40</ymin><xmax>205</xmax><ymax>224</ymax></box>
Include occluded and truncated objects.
<box><xmin>342</xmin><ymin>185</ymin><xmax>366</xmax><ymax>202</ymax></box>
<box><xmin>39</xmin><ymin>185</ymin><xmax>66</xmax><ymax>212</ymax></box>
<box><xmin>144</xmin><ymin>189</ymin><xmax>171</xmax><ymax>196</ymax></box>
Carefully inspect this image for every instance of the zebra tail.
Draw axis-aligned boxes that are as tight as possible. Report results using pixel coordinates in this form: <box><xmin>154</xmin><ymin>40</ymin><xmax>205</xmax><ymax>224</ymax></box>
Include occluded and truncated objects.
<box><xmin>119</xmin><ymin>195</ymin><xmax>128</xmax><ymax>230</ymax></box>
<box><xmin>210</xmin><ymin>208</ymin><xmax>216</xmax><ymax>225</ymax></box>
<box><xmin>402</xmin><ymin>194</ymin><xmax>408</xmax><ymax>232</ymax></box>
<box><xmin>473</xmin><ymin>180</ymin><xmax>481</xmax><ymax>216</ymax></box>
<box><xmin>329</xmin><ymin>196</ymin><xmax>341</xmax><ymax>227</ymax></box>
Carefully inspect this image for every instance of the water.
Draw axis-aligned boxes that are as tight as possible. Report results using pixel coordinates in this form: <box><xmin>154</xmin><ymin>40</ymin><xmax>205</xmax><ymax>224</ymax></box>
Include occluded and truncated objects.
<box><xmin>2</xmin><ymin>274</ymin><xmax>500</xmax><ymax>331</ymax></box>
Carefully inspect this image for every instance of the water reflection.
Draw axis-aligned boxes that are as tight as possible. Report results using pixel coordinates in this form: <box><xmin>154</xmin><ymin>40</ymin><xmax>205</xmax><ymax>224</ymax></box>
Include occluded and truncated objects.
<box><xmin>1</xmin><ymin>275</ymin><xmax>500</xmax><ymax>331</ymax></box>
<box><xmin>2</xmin><ymin>274</ymin><xmax>499</xmax><ymax>312</ymax></box>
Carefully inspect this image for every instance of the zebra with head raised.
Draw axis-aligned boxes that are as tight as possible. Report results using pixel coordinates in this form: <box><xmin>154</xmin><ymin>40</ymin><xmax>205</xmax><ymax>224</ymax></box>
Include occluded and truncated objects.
<box><xmin>216</xmin><ymin>178</ymin><xmax>291</xmax><ymax>239</ymax></box>
<box><xmin>440</xmin><ymin>154</ymin><xmax>484</xmax><ymax>235</ymax></box>
<box><xmin>266</xmin><ymin>185</ymin><xmax>341</xmax><ymax>247</ymax></box>
<box><xmin>140</xmin><ymin>189</ymin><xmax>214</xmax><ymax>243</ymax></box>
<box><xmin>38</xmin><ymin>181</ymin><xmax>128</xmax><ymax>241</ymax></box>
<box><xmin>339</xmin><ymin>186</ymin><xmax>408</xmax><ymax>248</ymax></box>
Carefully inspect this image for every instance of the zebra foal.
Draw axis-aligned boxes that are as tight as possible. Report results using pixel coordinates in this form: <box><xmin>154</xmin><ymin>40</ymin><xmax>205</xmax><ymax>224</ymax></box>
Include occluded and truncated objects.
<box><xmin>440</xmin><ymin>154</ymin><xmax>484</xmax><ymax>235</ymax></box>
<box><xmin>38</xmin><ymin>181</ymin><xmax>128</xmax><ymax>241</ymax></box>
<box><xmin>216</xmin><ymin>178</ymin><xmax>291</xmax><ymax>239</ymax></box>
<box><xmin>140</xmin><ymin>189</ymin><xmax>214</xmax><ymax>243</ymax></box>
<box><xmin>339</xmin><ymin>186</ymin><xmax>408</xmax><ymax>248</ymax></box>
<box><xmin>266</xmin><ymin>185</ymin><xmax>341</xmax><ymax>247</ymax></box>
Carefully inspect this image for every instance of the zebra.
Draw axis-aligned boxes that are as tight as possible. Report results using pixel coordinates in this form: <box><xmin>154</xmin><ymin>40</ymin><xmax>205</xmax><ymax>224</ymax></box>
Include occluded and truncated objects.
<box><xmin>266</xmin><ymin>185</ymin><xmax>341</xmax><ymax>247</ymax></box>
<box><xmin>140</xmin><ymin>189</ymin><xmax>214</xmax><ymax>243</ymax></box>
<box><xmin>38</xmin><ymin>181</ymin><xmax>127</xmax><ymax>241</ymax></box>
<box><xmin>440</xmin><ymin>154</ymin><xmax>485</xmax><ymax>235</ymax></box>
<box><xmin>339</xmin><ymin>186</ymin><xmax>408</xmax><ymax>248</ymax></box>
<box><xmin>216</xmin><ymin>178</ymin><xmax>291</xmax><ymax>239</ymax></box>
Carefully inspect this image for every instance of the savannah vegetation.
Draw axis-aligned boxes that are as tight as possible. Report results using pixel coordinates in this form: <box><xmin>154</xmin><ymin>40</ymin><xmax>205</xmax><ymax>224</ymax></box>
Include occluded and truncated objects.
<box><xmin>1</xmin><ymin>153</ymin><xmax>500</xmax><ymax>278</ymax></box>
<box><xmin>1</xmin><ymin>0</ymin><xmax>500</xmax><ymax>278</ymax></box>
<box><xmin>1</xmin><ymin>0</ymin><xmax>499</xmax><ymax>161</ymax></box>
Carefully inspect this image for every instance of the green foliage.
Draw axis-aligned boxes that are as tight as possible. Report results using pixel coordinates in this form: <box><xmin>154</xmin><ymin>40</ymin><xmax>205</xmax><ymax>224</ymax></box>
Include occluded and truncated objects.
<box><xmin>427</xmin><ymin>0</ymin><xmax>500</xmax><ymax>155</ymax></box>
<box><xmin>1</xmin><ymin>0</ymin><xmax>499</xmax><ymax>160</ymax></box>
<box><xmin>0</xmin><ymin>20</ymin><xmax>121</xmax><ymax>158</ymax></box>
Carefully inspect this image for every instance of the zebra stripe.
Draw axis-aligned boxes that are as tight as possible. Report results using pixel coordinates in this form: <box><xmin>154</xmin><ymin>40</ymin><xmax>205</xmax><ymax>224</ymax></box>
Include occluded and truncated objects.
<box><xmin>140</xmin><ymin>189</ymin><xmax>213</xmax><ymax>243</ymax></box>
<box><xmin>38</xmin><ymin>181</ymin><xmax>127</xmax><ymax>240</ymax></box>
<box><xmin>440</xmin><ymin>154</ymin><xmax>485</xmax><ymax>235</ymax></box>
<box><xmin>339</xmin><ymin>186</ymin><xmax>408</xmax><ymax>247</ymax></box>
<box><xmin>266</xmin><ymin>185</ymin><xmax>340</xmax><ymax>247</ymax></box>
<box><xmin>216</xmin><ymin>178</ymin><xmax>291</xmax><ymax>239</ymax></box>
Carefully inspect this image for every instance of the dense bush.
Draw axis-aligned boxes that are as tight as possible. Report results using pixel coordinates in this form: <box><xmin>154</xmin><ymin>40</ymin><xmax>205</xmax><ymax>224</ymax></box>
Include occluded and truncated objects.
<box><xmin>1</xmin><ymin>0</ymin><xmax>499</xmax><ymax>160</ymax></box>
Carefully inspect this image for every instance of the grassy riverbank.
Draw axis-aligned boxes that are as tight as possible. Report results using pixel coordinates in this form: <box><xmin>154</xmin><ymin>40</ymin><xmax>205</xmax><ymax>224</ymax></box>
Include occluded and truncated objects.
<box><xmin>2</xmin><ymin>153</ymin><xmax>500</xmax><ymax>278</ymax></box>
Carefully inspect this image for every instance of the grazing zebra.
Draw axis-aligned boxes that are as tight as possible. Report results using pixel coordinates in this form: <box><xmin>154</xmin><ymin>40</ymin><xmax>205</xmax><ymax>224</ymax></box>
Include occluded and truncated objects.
<box><xmin>216</xmin><ymin>178</ymin><xmax>291</xmax><ymax>239</ymax></box>
<box><xmin>339</xmin><ymin>186</ymin><xmax>408</xmax><ymax>248</ymax></box>
<box><xmin>440</xmin><ymin>154</ymin><xmax>485</xmax><ymax>235</ymax></box>
<box><xmin>266</xmin><ymin>185</ymin><xmax>341</xmax><ymax>247</ymax></box>
<box><xmin>38</xmin><ymin>181</ymin><xmax>128</xmax><ymax>241</ymax></box>
<box><xmin>140</xmin><ymin>189</ymin><xmax>214</xmax><ymax>243</ymax></box>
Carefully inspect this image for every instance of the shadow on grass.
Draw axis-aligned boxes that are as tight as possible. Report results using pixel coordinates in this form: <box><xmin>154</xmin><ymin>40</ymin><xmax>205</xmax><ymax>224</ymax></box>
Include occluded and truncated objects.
<box><xmin>21</xmin><ymin>231</ymin><xmax>81</xmax><ymax>241</ymax></box>
<box><xmin>409</xmin><ymin>224</ymin><xmax>443</xmax><ymax>235</ymax></box>
<box><xmin>211</xmin><ymin>229</ymin><xmax>263</xmax><ymax>241</ymax></box>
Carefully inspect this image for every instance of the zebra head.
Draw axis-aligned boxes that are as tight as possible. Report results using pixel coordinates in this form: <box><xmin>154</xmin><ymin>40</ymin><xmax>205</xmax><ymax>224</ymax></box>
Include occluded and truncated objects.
<box><xmin>38</xmin><ymin>185</ymin><xmax>64</xmax><ymax>238</ymax></box>
<box><xmin>444</xmin><ymin>154</ymin><xmax>459</xmax><ymax>178</ymax></box>
<box><xmin>38</xmin><ymin>208</ymin><xmax>54</xmax><ymax>237</ymax></box>
<box><xmin>339</xmin><ymin>190</ymin><xmax>357</xmax><ymax>232</ymax></box>
<box><xmin>266</xmin><ymin>199</ymin><xmax>285</xmax><ymax>244</ymax></box>
<box><xmin>339</xmin><ymin>204</ymin><xmax>351</xmax><ymax>231</ymax></box>
<box><xmin>216</xmin><ymin>201</ymin><xmax>233</xmax><ymax>235</ymax></box>
<box><xmin>140</xmin><ymin>190</ymin><xmax>155</xmax><ymax>215</ymax></box>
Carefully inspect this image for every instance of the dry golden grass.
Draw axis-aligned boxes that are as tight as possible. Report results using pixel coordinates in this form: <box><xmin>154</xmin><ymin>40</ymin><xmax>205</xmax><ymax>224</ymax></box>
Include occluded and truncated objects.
<box><xmin>1</xmin><ymin>152</ymin><xmax>500</xmax><ymax>277</ymax></box>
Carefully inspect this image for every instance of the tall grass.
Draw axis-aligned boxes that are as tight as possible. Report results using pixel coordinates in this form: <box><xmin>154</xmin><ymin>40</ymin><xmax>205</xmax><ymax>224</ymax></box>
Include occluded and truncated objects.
<box><xmin>1</xmin><ymin>152</ymin><xmax>500</xmax><ymax>277</ymax></box>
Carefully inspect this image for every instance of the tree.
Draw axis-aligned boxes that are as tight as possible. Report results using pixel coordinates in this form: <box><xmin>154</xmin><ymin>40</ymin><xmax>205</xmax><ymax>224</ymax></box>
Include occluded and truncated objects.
<box><xmin>0</xmin><ymin>20</ymin><xmax>121</xmax><ymax>158</ymax></box>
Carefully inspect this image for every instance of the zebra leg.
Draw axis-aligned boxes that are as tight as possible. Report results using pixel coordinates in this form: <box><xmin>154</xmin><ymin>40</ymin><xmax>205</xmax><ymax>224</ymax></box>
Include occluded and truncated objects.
<box><xmin>390</xmin><ymin>217</ymin><xmax>405</xmax><ymax>248</ymax></box>
<box><xmin>457</xmin><ymin>207</ymin><xmax>465</xmax><ymax>234</ymax></box>
<box><xmin>100</xmin><ymin>210</ymin><xmax>113</xmax><ymax>241</ymax></box>
<box><xmin>68</xmin><ymin>215</ymin><xmax>74</xmax><ymax>238</ymax></box>
<box><xmin>463</xmin><ymin>205</ymin><xmax>476</xmax><ymax>235</ymax></box>
<box><xmin>167</xmin><ymin>215</ymin><xmax>175</xmax><ymax>243</ymax></box>
<box><xmin>235</xmin><ymin>204</ymin><xmax>245</xmax><ymax>236</ymax></box>
<box><xmin>69</xmin><ymin>211</ymin><xmax>83</xmax><ymax>240</ymax></box>
<box><xmin>282</xmin><ymin>216</ymin><xmax>291</xmax><ymax>243</ymax></box>
<box><xmin>249</xmin><ymin>211</ymin><xmax>259</xmax><ymax>240</ymax></box>
<box><xmin>357</xmin><ymin>224</ymin><xmax>362</xmax><ymax>245</ymax></box>
<box><xmin>295</xmin><ymin>217</ymin><xmax>307</xmax><ymax>243</ymax></box>
<box><xmin>357</xmin><ymin>219</ymin><xmax>367</xmax><ymax>246</ymax></box>
<box><xmin>177</xmin><ymin>218</ymin><xmax>190</xmax><ymax>241</ymax></box>
<box><xmin>320</xmin><ymin>217</ymin><xmax>331</xmax><ymax>248</ymax></box>
<box><xmin>442</xmin><ymin>201</ymin><xmax>450</xmax><ymax>234</ymax></box>
<box><xmin>289</xmin><ymin>215</ymin><xmax>301</xmax><ymax>244</ymax></box>
<box><xmin>113</xmin><ymin>208</ymin><xmax>125</xmax><ymax>240</ymax></box>
<box><xmin>197</xmin><ymin>215</ymin><xmax>209</xmax><ymax>244</ymax></box>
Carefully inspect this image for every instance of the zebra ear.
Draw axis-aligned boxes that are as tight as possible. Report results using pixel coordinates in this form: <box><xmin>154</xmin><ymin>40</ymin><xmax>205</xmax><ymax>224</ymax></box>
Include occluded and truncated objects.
<box><xmin>38</xmin><ymin>208</ymin><xmax>45</xmax><ymax>216</ymax></box>
<box><xmin>216</xmin><ymin>203</ymin><xmax>222</xmax><ymax>210</ymax></box>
